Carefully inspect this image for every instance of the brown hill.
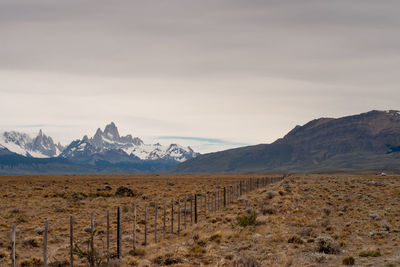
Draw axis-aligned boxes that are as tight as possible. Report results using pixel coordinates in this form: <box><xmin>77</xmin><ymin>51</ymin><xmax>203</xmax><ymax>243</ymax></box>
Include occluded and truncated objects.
<box><xmin>172</xmin><ymin>110</ymin><xmax>400</xmax><ymax>173</ymax></box>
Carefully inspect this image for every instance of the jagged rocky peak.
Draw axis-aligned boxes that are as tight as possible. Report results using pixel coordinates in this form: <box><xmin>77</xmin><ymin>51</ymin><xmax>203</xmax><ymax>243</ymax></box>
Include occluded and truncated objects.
<box><xmin>61</xmin><ymin>122</ymin><xmax>200</xmax><ymax>163</ymax></box>
<box><xmin>92</xmin><ymin>128</ymin><xmax>104</xmax><ymax>148</ymax></box>
<box><xmin>89</xmin><ymin>122</ymin><xmax>144</xmax><ymax>147</ymax></box>
<box><xmin>104</xmin><ymin>122</ymin><xmax>120</xmax><ymax>141</ymax></box>
<box><xmin>0</xmin><ymin>130</ymin><xmax>64</xmax><ymax>158</ymax></box>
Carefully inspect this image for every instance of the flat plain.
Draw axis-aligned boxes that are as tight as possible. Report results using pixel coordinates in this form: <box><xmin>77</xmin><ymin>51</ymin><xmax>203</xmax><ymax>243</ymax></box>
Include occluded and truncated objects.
<box><xmin>0</xmin><ymin>173</ymin><xmax>400</xmax><ymax>266</ymax></box>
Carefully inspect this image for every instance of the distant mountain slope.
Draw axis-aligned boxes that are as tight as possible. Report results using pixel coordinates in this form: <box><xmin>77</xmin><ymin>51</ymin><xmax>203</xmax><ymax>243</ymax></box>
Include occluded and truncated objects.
<box><xmin>0</xmin><ymin>130</ymin><xmax>64</xmax><ymax>158</ymax></box>
<box><xmin>171</xmin><ymin>110</ymin><xmax>400</xmax><ymax>173</ymax></box>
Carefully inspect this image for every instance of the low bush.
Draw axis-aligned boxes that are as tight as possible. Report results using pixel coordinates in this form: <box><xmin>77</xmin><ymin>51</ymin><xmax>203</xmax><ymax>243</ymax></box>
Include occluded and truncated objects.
<box><xmin>236</xmin><ymin>213</ymin><xmax>257</xmax><ymax>227</ymax></box>
<box><xmin>359</xmin><ymin>249</ymin><xmax>381</xmax><ymax>257</ymax></box>
<box><xmin>342</xmin><ymin>256</ymin><xmax>355</xmax><ymax>265</ymax></box>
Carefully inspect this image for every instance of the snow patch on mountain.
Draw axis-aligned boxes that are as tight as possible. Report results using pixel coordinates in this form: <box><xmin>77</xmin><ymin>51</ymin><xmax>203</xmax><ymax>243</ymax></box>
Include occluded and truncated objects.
<box><xmin>60</xmin><ymin>122</ymin><xmax>199</xmax><ymax>162</ymax></box>
<box><xmin>0</xmin><ymin>130</ymin><xmax>64</xmax><ymax>158</ymax></box>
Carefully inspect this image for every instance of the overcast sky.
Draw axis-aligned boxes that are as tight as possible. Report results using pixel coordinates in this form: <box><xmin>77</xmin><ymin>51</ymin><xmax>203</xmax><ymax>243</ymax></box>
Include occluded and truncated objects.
<box><xmin>1</xmin><ymin>0</ymin><xmax>399</xmax><ymax>153</ymax></box>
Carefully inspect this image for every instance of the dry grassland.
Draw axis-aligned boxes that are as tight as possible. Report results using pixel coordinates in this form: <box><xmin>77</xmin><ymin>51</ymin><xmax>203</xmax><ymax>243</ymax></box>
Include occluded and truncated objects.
<box><xmin>0</xmin><ymin>173</ymin><xmax>400</xmax><ymax>266</ymax></box>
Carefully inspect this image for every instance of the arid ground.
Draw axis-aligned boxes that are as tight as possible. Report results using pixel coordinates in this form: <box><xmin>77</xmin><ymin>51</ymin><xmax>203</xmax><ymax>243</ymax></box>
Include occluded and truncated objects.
<box><xmin>0</xmin><ymin>173</ymin><xmax>400</xmax><ymax>266</ymax></box>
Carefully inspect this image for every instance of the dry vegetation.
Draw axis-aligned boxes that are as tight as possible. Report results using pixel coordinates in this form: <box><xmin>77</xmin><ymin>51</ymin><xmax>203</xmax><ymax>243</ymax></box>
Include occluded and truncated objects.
<box><xmin>1</xmin><ymin>173</ymin><xmax>400</xmax><ymax>266</ymax></box>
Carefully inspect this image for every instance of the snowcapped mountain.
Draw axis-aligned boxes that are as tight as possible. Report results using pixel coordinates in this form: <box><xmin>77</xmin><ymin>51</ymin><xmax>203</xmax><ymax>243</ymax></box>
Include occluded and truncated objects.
<box><xmin>60</xmin><ymin>122</ymin><xmax>199</xmax><ymax>163</ymax></box>
<box><xmin>0</xmin><ymin>130</ymin><xmax>64</xmax><ymax>158</ymax></box>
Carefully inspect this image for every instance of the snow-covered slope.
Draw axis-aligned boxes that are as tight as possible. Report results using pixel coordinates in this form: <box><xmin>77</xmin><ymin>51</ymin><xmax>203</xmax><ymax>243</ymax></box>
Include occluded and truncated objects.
<box><xmin>0</xmin><ymin>130</ymin><xmax>64</xmax><ymax>158</ymax></box>
<box><xmin>61</xmin><ymin>122</ymin><xmax>199</xmax><ymax>162</ymax></box>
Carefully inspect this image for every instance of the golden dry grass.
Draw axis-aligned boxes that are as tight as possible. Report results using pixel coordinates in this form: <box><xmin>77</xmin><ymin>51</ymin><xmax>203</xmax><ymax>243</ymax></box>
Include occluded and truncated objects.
<box><xmin>0</xmin><ymin>173</ymin><xmax>400</xmax><ymax>266</ymax></box>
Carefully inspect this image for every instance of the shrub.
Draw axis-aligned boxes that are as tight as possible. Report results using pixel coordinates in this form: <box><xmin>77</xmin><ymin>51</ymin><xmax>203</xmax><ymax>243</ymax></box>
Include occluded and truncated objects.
<box><xmin>342</xmin><ymin>256</ymin><xmax>355</xmax><ymax>265</ymax></box>
<box><xmin>236</xmin><ymin>213</ymin><xmax>257</xmax><ymax>227</ymax></box>
<box><xmin>314</xmin><ymin>236</ymin><xmax>340</xmax><ymax>254</ymax></box>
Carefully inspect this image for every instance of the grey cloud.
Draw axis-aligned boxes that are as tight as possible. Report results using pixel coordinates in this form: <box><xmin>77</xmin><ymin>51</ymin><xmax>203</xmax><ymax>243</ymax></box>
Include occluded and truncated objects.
<box><xmin>0</xmin><ymin>1</ymin><xmax>399</xmax><ymax>153</ymax></box>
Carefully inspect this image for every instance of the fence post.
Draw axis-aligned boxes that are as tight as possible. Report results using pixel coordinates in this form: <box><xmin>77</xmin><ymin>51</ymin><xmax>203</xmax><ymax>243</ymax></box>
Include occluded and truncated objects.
<box><xmin>194</xmin><ymin>194</ymin><xmax>198</xmax><ymax>224</ymax></box>
<box><xmin>154</xmin><ymin>201</ymin><xmax>158</xmax><ymax>243</ymax></box>
<box><xmin>204</xmin><ymin>193</ymin><xmax>207</xmax><ymax>217</ymax></box>
<box><xmin>11</xmin><ymin>224</ymin><xmax>16</xmax><ymax>267</ymax></box>
<box><xmin>177</xmin><ymin>202</ymin><xmax>181</xmax><ymax>236</ymax></box>
<box><xmin>133</xmin><ymin>205</ymin><xmax>136</xmax><ymax>255</ymax></box>
<box><xmin>144</xmin><ymin>204</ymin><xmax>148</xmax><ymax>246</ymax></box>
<box><xmin>223</xmin><ymin>187</ymin><xmax>226</xmax><ymax>207</ymax></box>
<box><xmin>70</xmin><ymin>216</ymin><xmax>73</xmax><ymax>267</ymax></box>
<box><xmin>106</xmin><ymin>210</ymin><xmax>110</xmax><ymax>263</ymax></box>
<box><xmin>117</xmin><ymin>207</ymin><xmax>121</xmax><ymax>258</ymax></box>
<box><xmin>163</xmin><ymin>201</ymin><xmax>166</xmax><ymax>239</ymax></box>
<box><xmin>190</xmin><ymin>195</ymin><xmax>193</xmax><ymax>226</ymax></box>
<box><xmin>43</xmin><ymin>220</ymin><xmax>48</xmax><ymax>267</ymax></box>
<box><xmin>199</xmin><ymin>194</ymin><xmax>202</xmax><ymax>220</ymax></box>
<box><xmin>90</xmin><ymin>212</ymin><xmax>94</xmax><ymax>266</ymax></box>
<box><xmin>171</xmin><ymin>200</ymin><xmax>174</xmax><ymax>234</ymax></box>
<box><xmin>184</xmin><ymin>196</ymin><xmax>187</xmax><ymax>229</ymax></box>
<box><xmin>214</xmin><ymin>191</ymin><xmax>217</xmax><ymax>213</ymax></box>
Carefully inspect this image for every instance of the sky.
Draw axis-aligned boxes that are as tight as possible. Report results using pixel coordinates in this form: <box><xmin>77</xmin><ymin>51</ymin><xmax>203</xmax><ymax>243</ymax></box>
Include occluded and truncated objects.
<box><xmin>1</xmin><ymin>0</ymin><xmax>400</xmax><ymax>153</ymax></box>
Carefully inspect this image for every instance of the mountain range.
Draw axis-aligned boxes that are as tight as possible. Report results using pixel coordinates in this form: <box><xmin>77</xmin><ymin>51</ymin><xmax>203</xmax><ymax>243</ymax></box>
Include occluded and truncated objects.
<box><xmin>0</xmin><ymin>123</ymin><xmax>199</xmax><ymax>174</ymax></box>
<box><xmin>171</xmin><ymin>110</ymin><xmax>400</xmax><ymax>173</ymax></box>
<box><xmin>2</xmin><ymin>110</ymin><xmax>400</xmax><ymax>174</ymax></box>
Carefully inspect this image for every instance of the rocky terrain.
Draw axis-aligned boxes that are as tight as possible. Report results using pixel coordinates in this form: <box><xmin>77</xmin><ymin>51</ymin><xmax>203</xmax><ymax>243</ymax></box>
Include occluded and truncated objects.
<box><xmin>1</xmin><ymin>173</ymin><xmax>400</xmax><ymax>266</ymax></box>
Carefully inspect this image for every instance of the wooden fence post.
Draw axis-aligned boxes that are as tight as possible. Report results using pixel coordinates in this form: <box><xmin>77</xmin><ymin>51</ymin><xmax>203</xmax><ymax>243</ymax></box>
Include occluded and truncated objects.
<box><xmin>214</xmin><ymin>191</ymin><xmax>217</xmax><ymax>213</ymax></box>
<box><xmin>11</xmin><ymin>224</ymin><xmax>16</xmax><ymax>267</ymax></box>
<box><xmin>190</xmin><ymin>195</ymin><xmax>193</xmax><ymax>226</ymax></box>
<box><xmin>204</xmin><ymin>192</ymin><xmax>207</xmax><ymax>217</ymax></box>
<box><xmin>199</xmin><ymin>194</ymin><xmax>202</xmax><ymax>220</ymax></box>
<box><xmin>133</xmin><ymin>205</ymin><xmax>136</xmax><ymax>255</ymax></box>
<box><xmin>154</xmin><ymin>201</ymin><xmax>158</xmax><ymax>243</ymax></box>
<box><xmin>144</xmin><ymin>204</ymin><xmax>148</xmax><ymax>246</ymax></box>
<box><xmin>194</xmin><ymin>194</ymin><xmax>198</xmax><ymax>224</ymax></box>
<box><xmin>223</xmin><ymin>187</ymin><xmax>226</xmax><ymax>207</ymax></box>
<box><xmin>70</xmin><ymin>216</ymin><xmax>73</xmax><ymax>267</ymax></box>
<box><xmin>106</xmin><ymin>210</ymin><xmax>110</xmax><ymax>264</ymax></box>
<box><xmin>163</xmin><ymin>201</ymin><xmax>166</xmax><ymax>239</ymax></box>
<box><xmin>43</xmin><ymin>220</ymin><xmax>48</xmax><ymax>267</ymax></box>
<box><xmin>184</xmin><ymin>196</ymin><xmax>187</xmax><ymax>229</ymax></box>
<box><xmin>171</xmin><ymin>200</ymin><xmax>174</xmax><ymax>234</ymax></box>
<box><xmin>177</xmin><ymin>202</ymin><xmax>181</xmax><ymax>236</ymax></box>
<box><xmin>117</xmin><ymin>207</ymin><xmax>121</xmax><ymax>258</ymax></box>
<box><xmin>90</xmin><ymin>212</ymin><xmax>94</xmax><ymax>266</ymax></box>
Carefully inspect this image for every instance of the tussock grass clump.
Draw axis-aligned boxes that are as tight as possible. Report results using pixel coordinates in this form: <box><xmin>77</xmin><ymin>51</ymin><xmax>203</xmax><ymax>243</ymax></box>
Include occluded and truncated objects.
<box><xmin>236</xmin><ymin>213</ymin><xmax>257</xmax><ymax>227</ymax></box>
<box><xmin>233</xmin><ymin>254</ymin><xmax>261</xmax><ymax>267</ymax></box>
<box><xmin>188</xmin><ymin>244</ymin><xmax>206</xmax><ymax>257</ymax></box>
<box><xmin>314</xmin><ymin>236</ymin><xmax>340</xmax><ymax>254</ymax></box>
<box><xmin>342</xmin><ymin>256</ymin><xmax>355</xmax><ymax>265</ymax></box>
<box><xmin>153</xmin><ymin>253</ymin><xmax>182</xmax><ymax>265</ymax></box>
<box><xmin>359</xmin><ymin>249</ymin><xmax>381</xmax><ymax>257</ymax></box>
<box><xmin>288</xmin><ymin>235</ymin><xmax>304</xmax><ymax>244</ymax></box>
<box><xmin>209</xmin><ymin>231</ymin><xmax>222</xmax><ymax>243</ymax></box>
<box><xmin>20</xmin><ymin>257</ymin><xmax>43</xmax><ymax>267</ymax></box>
<box><xmin>129</xmin><ymin>247</ymin><xmax>146</xmax><ymax>256</ymax></box>
<box><xmin>48</xmin><ymin>260</ymin><xmax>69</xmax><ymax>267</ymax></box>
<box><xmin>23</xmin><ymin>237</ymin><xmax>41</xmax><ymax>248</ymax></box>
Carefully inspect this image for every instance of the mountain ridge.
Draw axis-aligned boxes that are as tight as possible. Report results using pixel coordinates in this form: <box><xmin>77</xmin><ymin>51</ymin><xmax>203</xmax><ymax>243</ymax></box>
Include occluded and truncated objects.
<box><xmin>171</xmin><ymin>110</ymin><xmax>400</xmax><ymax>173</ymax></box>
<box><xmin>0</xmin><ymin>122</ymin><xmax>199</xmax><ymax>174</ymax></box>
